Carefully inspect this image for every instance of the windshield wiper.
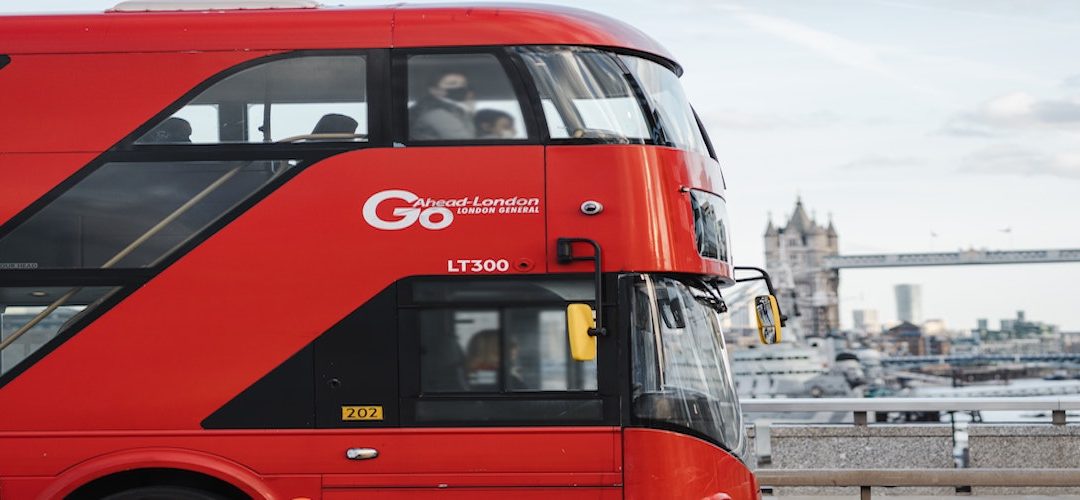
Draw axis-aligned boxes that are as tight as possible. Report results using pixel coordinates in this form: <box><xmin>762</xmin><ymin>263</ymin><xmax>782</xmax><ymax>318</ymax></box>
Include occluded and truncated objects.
<box><xmin>682</xmin><ymin>276</ymin><xmax>728</xmax><ymax>314</ymax></box>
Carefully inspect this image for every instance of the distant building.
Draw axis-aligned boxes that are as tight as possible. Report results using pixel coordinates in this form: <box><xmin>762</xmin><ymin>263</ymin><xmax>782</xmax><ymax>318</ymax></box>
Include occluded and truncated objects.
<box><xmin>884</xmin><ymin>321</ymin><xmax>924</xmax><ymax>356</ymax></box>
<box><xmin>853</xmin><ymin>309</ymin><xmax>881</xmax><ymax>334</ymax></box>
<box><xmin>1063</xmin><ymin>332</ymin><xmax>1080</xmax><ymax>354</ymax></box>
<box><xmin>884</xmin><ymin>321</ymin><xmax>949</xmax><ymax>356</ymax></box>
<box><xmin>764</xmin><ymin>198</ymin><xmax>839</xmax><ymax>337</ymax></box>
<box><xmin>975</xmin><ymin>310</ymin><xmax>1059</xmax><ymax>342</ymax></box>
<box><xmin>894</xmin><ymin>284</ymin><xmax>923</xmax><ymax>324</ymax></box>
<box><xmin>922</xmin><ymin>319</ymin><xmax>947</xmax><ymax>336</ymax></box>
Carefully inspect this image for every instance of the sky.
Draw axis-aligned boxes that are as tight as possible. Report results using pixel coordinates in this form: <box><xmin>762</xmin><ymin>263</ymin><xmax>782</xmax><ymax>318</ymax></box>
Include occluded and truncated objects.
<box><xmin>4</xmin><ymin>0</ymin><xmax>1080</xmax><ymax>331</ymax></box>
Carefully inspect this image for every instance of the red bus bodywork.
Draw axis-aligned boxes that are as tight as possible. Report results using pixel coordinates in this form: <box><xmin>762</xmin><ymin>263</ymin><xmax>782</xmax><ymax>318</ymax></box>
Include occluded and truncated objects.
<box><xmin>0</xmin><ymin>4</ymin><xmax>757</xmax><ymax>499</ymax></box>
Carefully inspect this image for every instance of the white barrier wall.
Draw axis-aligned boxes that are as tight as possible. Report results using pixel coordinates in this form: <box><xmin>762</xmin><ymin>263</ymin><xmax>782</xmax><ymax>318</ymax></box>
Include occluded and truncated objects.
<box><xmin>768</xmin><ymin>424</ymin><xmax>954</xmax><ymax>496</ymax></box>
<box><xmin>968</xmin><ymin>424</ymin><xmax>1080</xmax><ymax>496</ymax></box>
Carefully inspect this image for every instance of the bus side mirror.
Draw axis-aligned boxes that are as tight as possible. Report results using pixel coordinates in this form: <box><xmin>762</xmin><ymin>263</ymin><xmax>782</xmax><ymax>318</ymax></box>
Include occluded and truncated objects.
<box><xmin>566</xmin><ymin>303</ymin><xmax>598</xmax><ymax>361</ymax></box>
<box><xmin>754</xmin><ymin>295</ymin><xmax>783</xmax><ymax>345</ymax></box>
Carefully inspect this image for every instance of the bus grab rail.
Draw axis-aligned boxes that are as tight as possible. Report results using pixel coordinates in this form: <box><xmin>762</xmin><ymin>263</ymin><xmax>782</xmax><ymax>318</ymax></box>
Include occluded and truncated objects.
<box><xmin>555</xmin><ymin>237</ymin><xmax>606</xmax><ymax>337</ymax></box>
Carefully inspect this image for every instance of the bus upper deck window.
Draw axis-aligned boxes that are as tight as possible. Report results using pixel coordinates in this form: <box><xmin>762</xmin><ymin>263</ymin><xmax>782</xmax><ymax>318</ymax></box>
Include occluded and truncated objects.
<box><xmin>619</xmin><ymin>55</ymin><xmax>709</xmax><ymax>156</ymax></box>
<box><xmin>515</xmin><ymin>46</ymin><xmax>649</xmax><ymax>143</ymax></box>
<box><xmin>135</xmin><ymin>55</ymin><xmax>368</xmax><ymax>145</ymax></box>
<box><xmin>406</xmin><ymin>53</ymin><xmax>528</xmax><ymax>142</ymax></box>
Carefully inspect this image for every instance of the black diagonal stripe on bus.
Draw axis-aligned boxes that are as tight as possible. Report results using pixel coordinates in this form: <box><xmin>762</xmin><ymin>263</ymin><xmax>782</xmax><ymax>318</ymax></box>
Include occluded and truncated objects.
<box><xmin>203</xmin><ymin>275</ymin><xmax>625</xmax><ymax>430</ymax></box>
<box><xmin>200</xmin><ymin>344</ymin><xmax>317</xmax><ymax>430</ymax></box>
<box><xmin>0</xmin><ymin>55</ymin><xmax>10</xmax><ymax>70</ymax></box>
<box><xmin>0</xmin><ymin>150</ymin><xmax>351</xmax><ymax>390</ymax></box>
<box><xmin>202</xmin><ymin>284</ymin><xmax>399</xmax><ymax>430</ymax></box>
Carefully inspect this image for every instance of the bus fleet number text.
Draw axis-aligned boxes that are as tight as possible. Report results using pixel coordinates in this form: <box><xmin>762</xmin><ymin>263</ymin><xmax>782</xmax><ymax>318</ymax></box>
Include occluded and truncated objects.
<box><xmin>447</xmin><ymin>259</ymin><xmax>510</xmax><ymax>273</ymax></box>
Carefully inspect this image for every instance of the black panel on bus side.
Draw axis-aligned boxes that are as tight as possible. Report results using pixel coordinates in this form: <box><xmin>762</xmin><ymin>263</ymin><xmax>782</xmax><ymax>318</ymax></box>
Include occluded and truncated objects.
<box><xmin>313</xmin><ymin>284</ymin><xmax>399</xmax><ymax>428</ymax></box>
<box><xmin>0</xmin><ymin>55</ymin><xmax>9</xmax><ymax>70</ymax></box>
<box><xmin>201</xmin><ymin>283</ymin><xmax>399</xmax><ymax>429</ymax></box>
<box><xmin>201</xmin><ymin>344</ymin><xmax>315</xmax><ymax>429</ymax></box>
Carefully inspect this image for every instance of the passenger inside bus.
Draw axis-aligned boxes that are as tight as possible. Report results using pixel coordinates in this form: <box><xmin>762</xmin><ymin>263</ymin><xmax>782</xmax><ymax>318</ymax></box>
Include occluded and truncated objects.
<box><xmin>465</xmin><ymin>329</ymin><xmax>526</xmax><ymax>391</ymax></box>
<box><xmin>143</xmin><ymin>117</ymin><xmax>192</xmax><ymax>143</ymax></box>
<box><xmin>407</xmin><ymin>53</ymin><xmax>528</xmax><ymax>141</ymax></box>
<box><xmin>474</xmin><ymin>109</ymin><xmax>517</xmax><ymax>139</ymax></box>
<box><xmin>312</xmin><ymin>113</ymin><xmax>359</xmax><ymax>135</ymax></box>
<box><xmin>408</xmin><ymin>71</ymin><xmax>477</xmax><ymax>140</ymax></box>
<box><xmin>416</xmin><ymin>281</ymin><xmax>598</xmax><ymax>395</ymax></box>
<box><xmin>307</xmin><ymin>113</ymin><xmax>360</xmax><ymax>142</ymax></box>
<box><xmin>464</xmin><ymin>329</ymin><xmax>499</xmax><ymax>390</ymax></box>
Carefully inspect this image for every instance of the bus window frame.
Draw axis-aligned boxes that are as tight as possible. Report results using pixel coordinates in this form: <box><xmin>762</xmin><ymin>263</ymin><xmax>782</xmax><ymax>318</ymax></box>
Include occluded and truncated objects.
<box><xmin>396</xmin><ymin>274</ymin><xmax>622</xmax><ymax>428</ymax></box>
<box><xmin>611</xmin><ymin>49</ymin><xmax>669</xmax><ymax>148</ymax></box>
<box><xmin>624</xmin><ymin>273</ymin><xmax>746</xmax><ymax>459</ymax></box>
<box><xmin>1</xmin><ymin>49</ymin><xmax>387</xmax><ymax>244</ymax></box>
<box><xmin>509</xmin><ymin>45</ymin><xmax>666</xmax><ymax>148</ymax></box>
<box><xmin>117</xmin><ymin>49</ymin><xmax>388</xmax><ymax>152</ymax></box>
<box><xmin>617</xmin><ymin>53</ymin><xmax>718</xmax><ymax>158</ymax></box>
<box><xmin>0</xmin><ymin>274</ymin><xmax>135</xmax><ymax>386</ymax></box>
<box><xmin>392</xmin><ymin>46</ymin><xmax>543</xmax><ymax>147</ymax></box>
<box><xmin>693</xmin><ymin>108</ymin><xmax>719</xmax><ymax>162</ymax></box>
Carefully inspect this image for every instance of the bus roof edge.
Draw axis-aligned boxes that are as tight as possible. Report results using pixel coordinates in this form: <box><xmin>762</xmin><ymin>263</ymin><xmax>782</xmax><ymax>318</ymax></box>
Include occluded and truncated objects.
<box><xmin>108</xmin><ymin>0</ymin><xmax>320</xmax><ymax>12</ymax></box>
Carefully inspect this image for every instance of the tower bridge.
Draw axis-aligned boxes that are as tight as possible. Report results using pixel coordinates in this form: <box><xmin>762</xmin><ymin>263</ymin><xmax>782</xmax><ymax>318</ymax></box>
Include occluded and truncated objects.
<box><xmin>824</xmin><ymin>248</ymin><xmax>1080</xmax><ymax>269</ymax></box>
<box><xmin>882</xmin><ymin>352</ymin><xmax>1080</xmax><ymax>367</ymax></box>
<box><xmin>763</xmin><ymin>198</ymin><xmax>1080</xmax><ymax>336</ymax></box>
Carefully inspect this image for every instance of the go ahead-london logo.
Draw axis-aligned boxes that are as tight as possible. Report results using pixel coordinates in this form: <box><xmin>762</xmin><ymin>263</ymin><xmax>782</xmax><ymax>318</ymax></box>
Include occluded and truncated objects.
<box><xmin>363</xmin><ymin>189</ymin><xmax>541</xmax><ymax>230</ymax></box>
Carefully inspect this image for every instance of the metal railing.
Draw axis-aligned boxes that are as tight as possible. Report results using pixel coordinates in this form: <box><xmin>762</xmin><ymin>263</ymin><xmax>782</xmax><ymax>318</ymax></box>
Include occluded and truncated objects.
<box><xmin>744</xmin><ymin>397</ymin><xmax>1080</xmax><ymax>497</ymax></box>
<box><xmin>757</xmin><ymin>469</ymin><xmax>1080</xmax><ymax>500</ymax></box>
<box><xmin>742</xmin><ymin>396</ymin><xmax>1080</xmax><ymax>425</ymax></box>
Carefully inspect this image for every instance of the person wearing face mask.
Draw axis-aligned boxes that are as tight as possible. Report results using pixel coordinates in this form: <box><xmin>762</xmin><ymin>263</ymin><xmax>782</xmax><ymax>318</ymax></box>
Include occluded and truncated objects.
<box><xmin>474</xmin><ymin>109</ymin><xmax>518</xmax><ymax>140</ymax></box>
<box><xmin>408</xmin><ymin>71</ymin><xmax>477</xmax><ymax>140</ymax></box>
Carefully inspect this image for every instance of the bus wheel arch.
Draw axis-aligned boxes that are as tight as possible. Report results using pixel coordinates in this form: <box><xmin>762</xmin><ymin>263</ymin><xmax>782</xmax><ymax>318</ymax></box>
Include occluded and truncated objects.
<box><xmin>41</xmin><ymin>448</ymin><xmax>272</xmax><ymax>500</ymax></box>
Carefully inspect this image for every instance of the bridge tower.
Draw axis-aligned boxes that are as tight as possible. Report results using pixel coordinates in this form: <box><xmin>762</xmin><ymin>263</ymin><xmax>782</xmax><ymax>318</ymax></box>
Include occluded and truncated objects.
<box><xmin>764</xmin><ymin>198</ymin><xmax>840</xmax><ymax>337</ymax></box>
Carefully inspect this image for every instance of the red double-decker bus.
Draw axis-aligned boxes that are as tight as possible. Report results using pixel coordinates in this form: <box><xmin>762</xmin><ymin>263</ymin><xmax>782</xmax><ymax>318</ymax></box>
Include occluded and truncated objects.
<box><xmin>0</xmin><ymin>2</ymin><xmax>783</xmax><ymax>499</ymax></box>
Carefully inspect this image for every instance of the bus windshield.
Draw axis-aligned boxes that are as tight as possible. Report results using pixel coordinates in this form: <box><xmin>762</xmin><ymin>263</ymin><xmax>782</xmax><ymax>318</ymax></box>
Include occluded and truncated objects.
<box><xmin>516</xmin><ymin>46</ymin><xmax>650</xmax><ymax>142</ymax></box>
<box><xmin>631</xmin><ymin>276</ymin><xmax>744</xmax><ymax>457</ymax></box>
<box><xmin>620</xmin><ymin>55</ymin><xmax>709</xmax><ymax>156</ymax></box>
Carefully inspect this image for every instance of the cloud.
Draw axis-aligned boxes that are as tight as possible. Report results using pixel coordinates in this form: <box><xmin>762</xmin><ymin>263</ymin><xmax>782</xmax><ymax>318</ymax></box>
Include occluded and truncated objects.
<box><xmin>942</xmin><ymin>92</ymin><xmax>1080</xmax><ymax>136</ymax></box>
<box><xmin>712</xmin><ymin>4</ymin><xmax>948</xmax><ymax>100</ymax></box>
<box><xmin>1064</xmin><ymin>75</ymin><xmax>1080</xmax><ymax>89</ymax></box>
<box><xmin>699</xmin><ymin>109</ymin><xmax>795</xmax><ymax>130</ymax></box>
<box><xmin>839</xmin><ymin>155</ymin><xmax>926</xmax><ymax>170</ymax></box>
<box><xmin>868</xmin><ymin>0</ymin><xmax>1080</xmax><ymax>34</ymax></box>
<box><xmin>960</xmin><ymin>145</ymin><xmax>1080</xmax><ymax>179</ymax></box>
<box><xmin>938</xmin><ymin>123</ymin><xmax>998</xmax><ymax>138</ymax></box>
<box><xmin>699</xmin><ymin>108</ymin><xmax>845</xmax><ymax>130</ymax></box>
